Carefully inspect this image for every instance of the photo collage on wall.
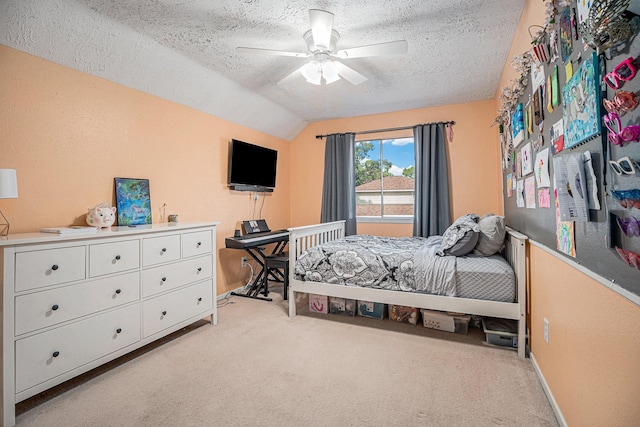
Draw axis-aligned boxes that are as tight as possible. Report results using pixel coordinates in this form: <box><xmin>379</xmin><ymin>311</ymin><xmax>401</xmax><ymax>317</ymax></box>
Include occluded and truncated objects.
<box><xmin>499</xmin><ymin>0</ymin><xmax>640</xmax><ymax>262</ymax></box>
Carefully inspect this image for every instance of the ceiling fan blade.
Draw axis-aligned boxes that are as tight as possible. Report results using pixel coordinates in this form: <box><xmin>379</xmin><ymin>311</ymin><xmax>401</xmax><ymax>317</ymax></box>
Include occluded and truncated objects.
<box><xmin>277</xmin><ymin>64</ymin><xmax>307</xmax><ymax>85</ymax></box>
<box><xmin>236</xmin><ymin>47</ymin><xmax>309</xmax><ymax>58</ymax></box>
<box><xmin>334</xmin><ymin>61</ymin><xmax>367</xmax><ymax>85</ymax></box>
<box><xmin>309</xmin><ymin>9</ymin><xmax>334</xmax><ymax>50</ymax></box>
<box><xmin>335</xmin><ymin>40</ymin><xmax>408</xmax><ymax>59</ymax></box>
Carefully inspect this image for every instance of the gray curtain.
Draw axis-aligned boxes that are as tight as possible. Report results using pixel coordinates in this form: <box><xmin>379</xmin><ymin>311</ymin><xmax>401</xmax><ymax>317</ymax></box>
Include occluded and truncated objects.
<box><xmin>413</xmin><ymin>123</ymin><xmax>451</xmax><ymax>237</ymax></box>
<box><xmin>320</xmin><ymin>133</ymin><xmax>357</xmax><ymax>236</ymax></box>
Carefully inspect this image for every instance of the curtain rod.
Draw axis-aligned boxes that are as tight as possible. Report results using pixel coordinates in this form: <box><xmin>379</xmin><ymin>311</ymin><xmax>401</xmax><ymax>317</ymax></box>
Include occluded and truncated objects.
<box><xmin>315</xmin><ymin>121</ymin><xmax>455</xmax><ymax>139</ymax></box>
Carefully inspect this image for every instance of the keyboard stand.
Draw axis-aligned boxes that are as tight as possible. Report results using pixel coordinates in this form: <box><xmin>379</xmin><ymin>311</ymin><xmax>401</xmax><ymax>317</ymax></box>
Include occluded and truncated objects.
<box><xmin>228</xmin><ymin>239</ymin><xmax>288</xmax><ymax>302</ymax></box>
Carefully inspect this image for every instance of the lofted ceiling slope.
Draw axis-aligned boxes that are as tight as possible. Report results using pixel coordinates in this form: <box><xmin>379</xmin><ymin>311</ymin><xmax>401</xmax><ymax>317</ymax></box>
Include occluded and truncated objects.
<box><xmin>0</xmin><ymin>0</ymin><xmax>526</xmax><ymax>140</ymax></box>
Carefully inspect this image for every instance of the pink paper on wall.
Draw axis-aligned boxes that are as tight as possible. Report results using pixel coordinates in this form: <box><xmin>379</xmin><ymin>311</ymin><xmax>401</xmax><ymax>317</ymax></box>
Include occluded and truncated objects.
<box><xmin>538</xmin><ymin>188</ymin><xmax>550</xmax><ymax>208</ymax></box>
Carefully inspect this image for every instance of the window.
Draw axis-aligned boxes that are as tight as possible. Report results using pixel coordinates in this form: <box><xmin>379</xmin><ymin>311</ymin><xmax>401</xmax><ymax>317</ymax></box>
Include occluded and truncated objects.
<box><xmin>355</xmin><ymin>137</ymin><xmax>415</xmax><ymax>222</ymax></box>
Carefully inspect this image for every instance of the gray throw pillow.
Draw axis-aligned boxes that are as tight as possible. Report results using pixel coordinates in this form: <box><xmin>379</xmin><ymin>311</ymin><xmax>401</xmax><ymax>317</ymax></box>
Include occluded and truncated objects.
<box><xmin>473</xmin><ymin>214</ymin><xmax>506</xmax><ymax>256</ymax></box>
<box><xmin>437</xmin><ymin>213</ymin><xmax>480</xmax><ymax>256</ymax></box>
<box><xmin>446</xmin><ymin>230</ymin><xmax>480</xmax><ymax>256</ymax></box>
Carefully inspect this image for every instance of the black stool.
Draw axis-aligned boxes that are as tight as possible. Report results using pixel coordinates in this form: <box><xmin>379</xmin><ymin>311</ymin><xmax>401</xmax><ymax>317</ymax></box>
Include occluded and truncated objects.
<box><xmin>263</xmin><ymin>253</ymin><xmax>289</xmax><ymax>300</ymax></box>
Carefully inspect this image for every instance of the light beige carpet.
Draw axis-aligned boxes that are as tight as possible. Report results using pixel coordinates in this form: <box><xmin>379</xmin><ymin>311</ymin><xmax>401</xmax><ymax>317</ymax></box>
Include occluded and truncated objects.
<box><xmin>16</xmin><ymin>287</ymin><xmax>558</xmax><ymax>426</ymax></box>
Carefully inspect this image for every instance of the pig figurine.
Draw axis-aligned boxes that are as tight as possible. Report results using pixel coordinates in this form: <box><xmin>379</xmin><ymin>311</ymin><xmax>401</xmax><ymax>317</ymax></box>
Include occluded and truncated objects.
<box><xmin>86</xmin><ymin>202</ymin><xmax>117</xmax><ymax>228</ymax></box>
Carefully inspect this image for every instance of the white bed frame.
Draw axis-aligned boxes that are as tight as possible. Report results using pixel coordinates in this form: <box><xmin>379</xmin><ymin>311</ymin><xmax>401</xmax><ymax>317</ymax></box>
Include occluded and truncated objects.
<box><xmin>287</xmin><ymin>220</ymin><xmax>528</xmax><ymax>358</ymax></box>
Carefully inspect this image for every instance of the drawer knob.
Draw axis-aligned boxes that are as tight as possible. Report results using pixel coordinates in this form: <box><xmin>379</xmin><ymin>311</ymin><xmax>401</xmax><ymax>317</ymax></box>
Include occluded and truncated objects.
<box><xmin>162</xmin><ymin>311</ymin><xmax>167</xmax><ymax>316</ymax></box>
<box><xmin>161</xmin><ymin>248</ymin><xmax>167</xmax><ymax>253</ymax></box>
<box><xmin>51</xmin><ymin>264</ymin><xmax>59</xmax><ymax>271</ymax></box>
<box><xmin>116</xmin><ymin>328</ymin><xmax>122</xmax><ymax>334</ymax></box>
<box><xmin>52</xmin><ymin>351</ymin><xmax>60</xmax><ymax>358</ymax></box>
<box><xmin>198</xmin><ymin>297</ymin><xmax>202</xmax><ymax>302</ymax></box>
<box><xmin>197</xmin><ymin>241</ymin><xmax>202</xmax><ymax>247</ymax></box>
<box><xmin>197</xmin><ymin>267</ymin><xmax>202</xmax><ymax>272</ymax></box>
<box><xmin>115</xmin><ymin>289</ymin><xmax>122</xmax><ymax>294</ymax></box>
<box><xmin>51</xmin><ymin>304</ymin><xmax>59</xmax><ymax>311</ymax></box>
<box><xmin>161</xmin><ymin>277</ymin><xmax>167</xmax><ymax>282</ymax></box>
<box><xmin>115</xmin><ymin>255</ymin><xmax>121</xmax><ymax>261</ymax></box>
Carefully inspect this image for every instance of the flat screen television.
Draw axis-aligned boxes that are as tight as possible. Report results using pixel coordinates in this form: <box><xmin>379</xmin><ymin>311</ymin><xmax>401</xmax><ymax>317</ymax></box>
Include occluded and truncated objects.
<box><xmin>228</xmin><ymin>139</ymin><xmax>277</xmax><ymax>192</ymax></box>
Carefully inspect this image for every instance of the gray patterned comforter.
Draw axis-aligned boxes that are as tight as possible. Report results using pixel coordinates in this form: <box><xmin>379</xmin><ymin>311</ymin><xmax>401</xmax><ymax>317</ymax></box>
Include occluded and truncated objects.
<box><xmin>294</xmin><ymin>235</ymin><xmax>457</xmax><ymax>296</ymax></box>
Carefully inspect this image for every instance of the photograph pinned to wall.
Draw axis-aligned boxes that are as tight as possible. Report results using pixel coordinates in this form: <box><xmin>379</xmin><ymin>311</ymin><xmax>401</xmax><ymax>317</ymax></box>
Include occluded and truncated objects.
<box><xmin>583</xmin><ymin>151</ymin><xmax>601</xmax><ymax>210</ymax></box>
<box><xmin>533</xmin><ymin>133</ymin><xmax>544</xmax><ymax>152</ymax></box>
<box><xmin>535</xmin><ymin>147</ymin><xmax>551</xmax><ymax>187</ymax></box>
<box><xmin>512</xmin><ymin>103</ymin><xmax>525</xmax><ymax>146</ymax></box>
<box><xmin>516</xmin><ymin>179</ymin><xmax>525</xmax><ymax>208</ymax></box>
<box><xmin>562</xmin><ymin>51</ymin><xmax>601</xmax><ymax>150</ymax></box>
<box><xmin>550</xmin><ymin>119</ymin><xmax>565</xmax><ymax>154</ymax></box>
<box><xmin>521</xmin><ymin>142</ymin><xmax>533</xmax><ymax>176</ymax></box>
<box><xmin>114</xmin><ymin>177</ymin><xmax>152</xmax><ymax>226</ymax></box>
<box><xmin>506</xmin><ymin>174</ymin><xmax>514</xmax><ymax>197</ymax></box>
<box><xmin>559</xmin><ymin>7</ymin><xmax>573</xmax><ymax>62</ymax></box>
<box><xmin>533</xmin><ymin>88</ymin><xmax>544</xmax><ymax>126</ymax></box>
<box><xmin>531</xmin><ymin>63</ymin><xmax>545</xmax><ymax>91</ymax></box>
<box><xmin>538</xmin><ymin>188</ymin><xmax>551</xmax><ymax>208</ymax></box>
<box><xmin>553</xmin><ymin>154</ymin><xmax>588</xmax><ymax>222</ymax></box>
<box><xmin>525</xmin><ymin>176</ymin><xmax>536</xmax><ymax>209</ymax></box>
<box><xmin>555</xmin><ymin>183</ymin><xmax>576</xmax><ymax>257</ymax></box>
<box><xmin>516</xmin><ymin>151</ymin><xmax>522</xmax><ymax>178</ymax></box>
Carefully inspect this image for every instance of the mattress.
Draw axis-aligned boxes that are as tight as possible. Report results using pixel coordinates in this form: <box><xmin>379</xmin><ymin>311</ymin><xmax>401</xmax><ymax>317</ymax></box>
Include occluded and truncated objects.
<box><xmin>294</xmin><ymin>235</ymin><xmax>516</xmax><ymax>302</ymax></box>
<box><xmin>455</xmin><ymin>253</ymin><xmax>515</xmax><ymax>302</ymax></box>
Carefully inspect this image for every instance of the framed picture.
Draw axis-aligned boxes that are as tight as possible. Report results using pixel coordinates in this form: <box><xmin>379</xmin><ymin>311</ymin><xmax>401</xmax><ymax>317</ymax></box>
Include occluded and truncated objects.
<box><xmin>114</xmin><ymin>177</ymin><xmax>152</xmax><ymax>225</ymax></box>
<box><xmin>561</xmin><ymin>51</ymin><xmax>601</xmax><ymax>150</ymax></box>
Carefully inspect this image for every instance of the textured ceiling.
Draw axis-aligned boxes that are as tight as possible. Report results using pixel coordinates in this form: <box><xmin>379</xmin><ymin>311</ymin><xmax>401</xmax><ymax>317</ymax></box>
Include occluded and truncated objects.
<box><xmin>0</xmin><ymin>0</ymin><xmax>525</xmax><ymax>140</ymax></box>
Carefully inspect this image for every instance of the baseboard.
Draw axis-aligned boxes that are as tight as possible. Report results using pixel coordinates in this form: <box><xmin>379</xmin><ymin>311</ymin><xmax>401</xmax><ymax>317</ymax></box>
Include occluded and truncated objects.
<box><xmin>530</xmin><ymin>352</ymin><xmax>568</xmax><ymax>427</ymax></box>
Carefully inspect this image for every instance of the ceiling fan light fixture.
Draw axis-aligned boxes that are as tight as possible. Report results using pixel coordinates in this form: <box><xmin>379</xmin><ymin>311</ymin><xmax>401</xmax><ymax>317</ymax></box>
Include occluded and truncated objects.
<box><xmin>322</xmin><ymin>60</ymin><xmax>340</xmax><ymax>84</ymax></box>
<box><xmin>301</xmin><ymin>61</ymin><xmax>322</xmax><ymax>85</ymax></box>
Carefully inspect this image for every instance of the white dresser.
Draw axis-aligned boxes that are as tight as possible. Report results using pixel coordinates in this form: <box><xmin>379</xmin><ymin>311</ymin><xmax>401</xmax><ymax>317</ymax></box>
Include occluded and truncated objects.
<box><xmin>0</xmin><ymin>222</ymin><xmax>218</xmax><ymax>426</ymax></box>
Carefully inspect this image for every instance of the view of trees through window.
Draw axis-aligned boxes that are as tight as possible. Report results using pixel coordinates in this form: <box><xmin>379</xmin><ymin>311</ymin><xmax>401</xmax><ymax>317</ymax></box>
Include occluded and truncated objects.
<box><xmin>355</xmin><ymin>138</ymin><xmax>415</xmax><ymax>218</ymax></box>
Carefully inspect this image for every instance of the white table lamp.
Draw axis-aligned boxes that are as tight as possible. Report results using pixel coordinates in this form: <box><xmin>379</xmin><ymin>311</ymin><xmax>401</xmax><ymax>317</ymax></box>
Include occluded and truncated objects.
<box><xmin>0</xmin><ymin>169</ymin><xmax>19</xmax><ymax>236</ymax></box>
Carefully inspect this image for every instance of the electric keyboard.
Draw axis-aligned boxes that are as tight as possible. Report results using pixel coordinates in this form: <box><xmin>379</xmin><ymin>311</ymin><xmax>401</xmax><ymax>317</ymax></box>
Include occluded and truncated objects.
<box><xmin>225</xmin><ymin>229</ymin><xmax>289</xmax><ymax>249</ymax></box>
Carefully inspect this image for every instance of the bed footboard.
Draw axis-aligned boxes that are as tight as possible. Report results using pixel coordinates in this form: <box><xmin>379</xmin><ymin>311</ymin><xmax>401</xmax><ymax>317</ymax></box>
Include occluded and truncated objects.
<box><xmin>287</xmin><ymin>220</ymin><xmax>346</xmax><ymax>317</ymax></box>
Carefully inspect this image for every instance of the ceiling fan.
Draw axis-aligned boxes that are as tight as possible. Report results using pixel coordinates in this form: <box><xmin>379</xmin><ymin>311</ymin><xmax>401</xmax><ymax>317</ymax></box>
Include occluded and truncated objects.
<box><xmin>236</xmin><ymin>9</ymin><xmax>408</xmax><ymax>86</ymax></box>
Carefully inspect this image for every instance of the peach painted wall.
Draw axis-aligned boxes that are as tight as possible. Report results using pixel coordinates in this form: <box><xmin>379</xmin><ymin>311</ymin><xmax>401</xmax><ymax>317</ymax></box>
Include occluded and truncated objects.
<box><xmin>0</xmin><ymin>45</ymin><xmax>290</xmax><ymax>295</ymax></box>
<box><xmin>290</xmin><ymin>100</ymin><xmax>503</xmax><ymax>237</ymax></box>
<box><xmin>529</xmin><ymin>244</ymin><xmax>640</xmax><ymax>426</ymax></box>
<box><xmin>494</xmin><ymin>1</ymin><xmax>640</xmax><ymax>426</ymax></box>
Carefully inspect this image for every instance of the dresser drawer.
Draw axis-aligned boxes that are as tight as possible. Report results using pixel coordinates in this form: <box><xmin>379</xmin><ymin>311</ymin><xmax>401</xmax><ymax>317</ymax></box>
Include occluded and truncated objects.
<box><xmin>182</xmin><ymin>230</ymin><xmax>213</xmax><ymax>258</ymax></box>
<box><xmin>89</xmin><ymin>240</ymin><xmax>140</xmax><ymax>277</ymax></box>
<box><xmin>142</xmin><ymin>280</ymin><xmax>213</xmax><ymax>338</ymax></box>
<box><xmin>142</xmin><ymin>255</ymin><xmax>213</xmax><ymax>298</ymax></box>
<box><xmin>15</xmin><ymin>304</ymin><xmax>140</xmax><ymax>393</ymax></box>
<box><xmin>15</xmin><ymin>246</ymin><xmax>86</xmax><ymax>292</ymax></box>
<box><xmin>142</xmin><ymin>235</ymin><xmax>181</xmax><ymax>266</ymax></box>
<box><xmin>15</xmin><ymin>271</ymin><xmax>140</xmax><ymax>336</ymax></box>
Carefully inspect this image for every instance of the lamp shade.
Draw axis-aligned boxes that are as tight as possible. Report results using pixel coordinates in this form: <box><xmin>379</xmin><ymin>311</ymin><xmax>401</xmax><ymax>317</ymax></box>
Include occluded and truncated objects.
<box><xmin>0</xmin><ymin>169</ymin><xmax>18</xmax><ymax>199</ymax></box>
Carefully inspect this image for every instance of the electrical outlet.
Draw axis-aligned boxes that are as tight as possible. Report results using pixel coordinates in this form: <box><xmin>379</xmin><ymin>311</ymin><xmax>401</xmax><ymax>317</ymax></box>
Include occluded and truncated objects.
<box><xmin>543</xmin><ymin>318</ymin><xmax>549</xmax><ymax>344</ymax></box>
<box><xmin>241</xmin><ymin>256</ymin><xmax>247</xmax><ymax>268</ymax></box>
